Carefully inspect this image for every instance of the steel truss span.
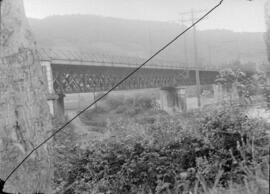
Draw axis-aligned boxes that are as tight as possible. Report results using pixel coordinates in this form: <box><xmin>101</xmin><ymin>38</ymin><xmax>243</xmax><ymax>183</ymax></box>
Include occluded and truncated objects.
<box><xmin>51</xmin><ymin>64</ymin><xmax>218</xmax><ymax>94</ymax></box>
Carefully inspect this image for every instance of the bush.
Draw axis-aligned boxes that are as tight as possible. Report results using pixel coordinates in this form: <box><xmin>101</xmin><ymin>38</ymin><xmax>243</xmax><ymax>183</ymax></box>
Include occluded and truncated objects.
<box><xmin>52</xmin><ymin>117</ymin><xmax>80</xmax><ymax>193</ymax></box>
<box><xmin>60</xmin><ymin>139</ymin><xmax>206</xmax><ymax>194</ymax></box>
<box><xmin>197</xmin><ymin>107</ymin><xmax>269</xmax><ymax>186</ymax></box>
<box><xmin>54</xmin><ymin>105</ymin><xmax>269</xmax><ymax>194</ymax></box>
<box><xmin>116</xmin><ymin>96</ymin><xmax>159</xmax><ymax>117</ymax></box>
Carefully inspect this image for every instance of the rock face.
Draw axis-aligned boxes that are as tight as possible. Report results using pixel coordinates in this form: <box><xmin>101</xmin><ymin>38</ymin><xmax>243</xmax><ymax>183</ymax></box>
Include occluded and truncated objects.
<box><xmin>0</xmin><ymin>0</ymin><xmax>52</xmax><ymax>193</ymax></box>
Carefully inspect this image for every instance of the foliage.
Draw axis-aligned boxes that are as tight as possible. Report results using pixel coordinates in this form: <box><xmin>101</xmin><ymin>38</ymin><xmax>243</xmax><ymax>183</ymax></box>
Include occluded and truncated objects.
<box><xmin>53</xmin><ymin>103</ymin><xmax>269</xmax><ymax>194</ymax></box>
<box><xmin>112</xmin><ymin>96</ymin><xmax>160</xmax><ymax>116</ymax></box>
<box><xmin>58</xmin><ymin>138</ymin><xmax>205</xmax><ymax>194</ymax></box>
<box><xmin>52</xmin><ymin>117</ymin><xmax>80</xmax><ymax>193</ymax></box>
<box><xmin>215</xmin><ymin>68</ymin><xmax>264</xmax><ymax>104</ymax></box>
<box><xmin>197</xmin><ymin>107</ymin><xmax>269</xmax><ymax>186</ymax></box>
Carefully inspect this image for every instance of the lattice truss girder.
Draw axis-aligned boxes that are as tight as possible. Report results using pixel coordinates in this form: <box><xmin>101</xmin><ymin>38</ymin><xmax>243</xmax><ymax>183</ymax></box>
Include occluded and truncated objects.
<box><xmin>51</xmin><ymin>65</ymin><xmax>217</xmax><ymax>94</ymax></box>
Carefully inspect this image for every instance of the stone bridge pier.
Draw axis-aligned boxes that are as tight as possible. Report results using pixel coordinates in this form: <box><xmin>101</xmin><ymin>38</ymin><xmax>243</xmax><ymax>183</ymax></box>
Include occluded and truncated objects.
<box><xmin>46</xmin><ymin>93</ymin><xmax>65</xmax><ymax>121</ymax></box>
<box><xmin>159</xmin><ymin>87</ymin><xmax>187</xmax><ymax>113</ymax></box>
<box><xmin>42</xmin><ymin>61</ymin><xmax>66</xmax><ymax>121</ymax></box>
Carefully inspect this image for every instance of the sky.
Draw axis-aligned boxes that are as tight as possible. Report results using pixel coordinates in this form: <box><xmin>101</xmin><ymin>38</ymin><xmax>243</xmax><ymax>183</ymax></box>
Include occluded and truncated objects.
<box><xmin>23</xmin><ymin>0</ymin><xmax>267</xmax><ymax>32</ymax></box>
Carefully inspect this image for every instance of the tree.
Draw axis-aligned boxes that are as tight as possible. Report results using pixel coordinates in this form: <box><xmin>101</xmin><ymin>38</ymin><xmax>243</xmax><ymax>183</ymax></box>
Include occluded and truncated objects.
<box><xmin>216</xmin><ymin>69</ymin><xmax>259</xmax><ymax>105</ymax></box>
<box><xmin>0</xmin><ymin>0</ymin><xmax>52</xmax><ymax>193</ymax></box>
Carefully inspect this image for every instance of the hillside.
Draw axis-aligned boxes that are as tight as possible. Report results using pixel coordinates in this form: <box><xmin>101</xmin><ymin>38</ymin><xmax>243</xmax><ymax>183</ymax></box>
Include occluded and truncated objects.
<box><xmin>29</xmin><ymin>15</ymin><xmax>267</xmax><ymax>67</ymax></box>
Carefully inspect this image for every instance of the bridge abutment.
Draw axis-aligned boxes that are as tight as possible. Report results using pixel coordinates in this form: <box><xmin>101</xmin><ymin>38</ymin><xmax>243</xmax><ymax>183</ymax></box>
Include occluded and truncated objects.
<box><xmin>41</xmin><ymin>61</ymin><xmax>66</xmax><ymax>120</ymax></box>
<box><xmin>46</xmin><ymin>93</ymin><xmax>66</xmax><ymax>121</ymax></box>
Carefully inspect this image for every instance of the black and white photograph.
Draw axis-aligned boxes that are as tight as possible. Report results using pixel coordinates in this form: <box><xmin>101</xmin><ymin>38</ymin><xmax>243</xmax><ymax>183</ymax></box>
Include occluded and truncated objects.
<box><xmin>0</xmin><ymin>0</ymin><xmax>269</xmax><ymax>193</ymax></box>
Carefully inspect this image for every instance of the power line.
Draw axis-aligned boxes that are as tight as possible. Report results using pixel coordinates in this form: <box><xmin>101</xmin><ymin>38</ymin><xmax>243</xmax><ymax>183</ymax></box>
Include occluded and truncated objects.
<box><xmin>1</xmin><ymin>0</ymin><xmax>224</xmax><ymax>189</ymax></box>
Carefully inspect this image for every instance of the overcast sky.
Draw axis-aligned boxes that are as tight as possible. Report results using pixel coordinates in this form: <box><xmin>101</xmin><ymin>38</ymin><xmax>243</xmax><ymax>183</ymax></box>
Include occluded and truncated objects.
<box><xmin>23</xmin><ymin>0</ymin><xmax>267</xmax><ymax>32</ymax></box>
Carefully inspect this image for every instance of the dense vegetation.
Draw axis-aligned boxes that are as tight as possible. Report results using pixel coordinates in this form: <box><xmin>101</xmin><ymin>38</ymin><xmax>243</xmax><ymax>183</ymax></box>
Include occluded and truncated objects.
<box><xmin>52</xmin><ymin>96</ymin><xmax>269</xmax><ymax>194</ymax></box>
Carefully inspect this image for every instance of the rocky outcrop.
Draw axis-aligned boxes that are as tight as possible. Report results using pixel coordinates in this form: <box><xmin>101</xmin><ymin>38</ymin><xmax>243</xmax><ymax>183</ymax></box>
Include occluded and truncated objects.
<box><xmin>0</xmin><ymin>0</ymin><xmax>52</xmax><ymax>193</ymax></box>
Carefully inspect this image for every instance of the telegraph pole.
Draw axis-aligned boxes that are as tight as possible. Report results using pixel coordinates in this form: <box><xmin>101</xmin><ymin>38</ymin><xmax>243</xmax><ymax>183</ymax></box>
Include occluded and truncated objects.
<box><xmin>181</xmin><ymin>16</ymin><xmax>189</xmax><ymax>67</ymax></box>
<box><xmin>191</xmin><ymin>9</ymin><xmax>201</xmax><ymax>107</ymax></box>
<box><xmin>179</xmin><ymin>9</ymin><xmax>206</xmax><ymax>107</ymax></box>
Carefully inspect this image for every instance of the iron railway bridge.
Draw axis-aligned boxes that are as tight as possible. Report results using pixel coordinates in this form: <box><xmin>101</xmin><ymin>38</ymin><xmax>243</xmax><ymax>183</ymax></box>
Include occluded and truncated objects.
<box><xmin>39</xmin><ymin>48</ymin><xmax>219</xmax><ymax>94</ymax></box>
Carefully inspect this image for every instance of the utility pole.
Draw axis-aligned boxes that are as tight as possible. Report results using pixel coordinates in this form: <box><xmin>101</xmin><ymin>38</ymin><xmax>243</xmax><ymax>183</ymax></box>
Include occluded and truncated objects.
<box><xmin>191</xmin><ymin>9</ymin><xmax>201</xmax><ymax>107</ymax></box>
<box><xmin>179</xmin><ymin>9</ymin><xmax>206</xmax><ymax>108</ymax></box>
<box><xmin>180</xmin><ymin>16</ymin><xmax>189</xmax><ymax>67</ymax></box>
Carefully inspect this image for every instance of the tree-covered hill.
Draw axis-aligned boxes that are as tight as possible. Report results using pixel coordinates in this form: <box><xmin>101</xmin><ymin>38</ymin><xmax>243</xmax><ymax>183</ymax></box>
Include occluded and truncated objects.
<box><xmin>29</xmin><ymin>15</ymin><xmax>267</xmax><ymax>67</ymax></box>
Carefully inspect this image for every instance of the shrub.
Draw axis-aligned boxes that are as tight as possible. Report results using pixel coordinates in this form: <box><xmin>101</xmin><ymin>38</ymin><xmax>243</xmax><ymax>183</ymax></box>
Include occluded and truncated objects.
<box><xmin>52</xmin><ymin>117</ymin><xmax>80</xmax><ymax>194</ymax></box>
<box><xmin>54</xmin><ymin>105</ymin><xmax>269</xmax><ymax>194</ymax></box>
<box><xmin>61</xmin><ymin>139</ymin><xmax>207</xmax><ymax>194</ymax></box>
<box><xmin>197</xmin><ymin>107</ymin><xmax>269</xmax><ymax>186</ymax></box>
